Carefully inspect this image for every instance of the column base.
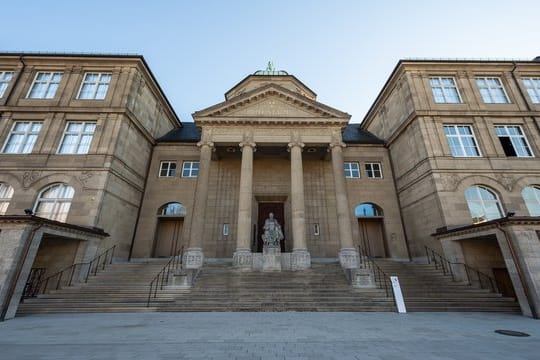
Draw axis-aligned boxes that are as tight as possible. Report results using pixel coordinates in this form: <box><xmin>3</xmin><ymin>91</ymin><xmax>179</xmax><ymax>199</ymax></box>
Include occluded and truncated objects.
<box><xmin>233</xmin><ymin>249</ymin><xmax>252</xmax><ymax>269</ymax></box>
<box><xmin>339</xmin><ymin>248</ymin><xmax>359</xmax><ymax>269</ymax></box>
<box><xmin>183</xmin><ymin>248</ymin><xmax>204</xmax><ymax>269</ymax></box>
<box><xmin>291</xmin><ymin>249</ymin><xmax>311</xmax><ymax>270</ymax></box>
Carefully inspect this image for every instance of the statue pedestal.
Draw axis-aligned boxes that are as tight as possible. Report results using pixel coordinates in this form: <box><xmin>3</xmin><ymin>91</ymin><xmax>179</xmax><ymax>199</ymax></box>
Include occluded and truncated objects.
<box><xmin>262</xmin><ymin>247</ymin><xmax>281</xmax><ymax>271</ymax></box>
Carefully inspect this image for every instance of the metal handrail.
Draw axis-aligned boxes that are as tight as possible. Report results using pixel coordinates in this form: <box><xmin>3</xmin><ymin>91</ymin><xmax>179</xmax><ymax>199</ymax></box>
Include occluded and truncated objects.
<box><xmin>147</xmin><ymin>246</ymin><xmax>184</xmax><ymax>307</ymax></box>
<box><xmin>22</xmin><ymin>245</ymin><xmax>117</xmax><ymax>299</ymax></box>
<box><xmin>424</xmin><ymin>245</ymin><xmax>498</xmax><ymax>293</ymax></box>
<box><xmin>357</xmin><ymin>246</ymin><xmax>392</xmax><ymax>297</ymax></box>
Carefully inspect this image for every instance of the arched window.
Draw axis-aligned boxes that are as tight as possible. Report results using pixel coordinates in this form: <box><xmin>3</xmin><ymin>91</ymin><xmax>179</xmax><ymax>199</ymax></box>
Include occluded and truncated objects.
<box><xmin>522</xmin><ymin>186</ymin><xmax>540</xmax><ymax>216</ymax></box>
<box><xmin>0</xmin><ymin>183</ymin><xmax>14</xmax><ymax>215</ymax></box>
<box><xmin>465</xmin><ymin>185</ymin><xmax>503</xmax><ymax>223</ymax></box>
<box><xmin>158</xmin><ymin>202</ymin><xmax>186</xmax><ymax>217</ymax></box>
<box><xmin>355</xmin><ymin>203</ymin><xmax>384</xmax><ymax>217</ymax></box>
<box><xmin>33</xmin><ymin>183</ymin><xmax>75</xmax><ymax>222</ymax></box>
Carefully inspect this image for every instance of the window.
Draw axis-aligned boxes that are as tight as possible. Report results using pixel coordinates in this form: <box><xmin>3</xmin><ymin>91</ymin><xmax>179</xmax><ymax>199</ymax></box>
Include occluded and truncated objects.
<box><xmin>0</xmin><ymin>183</ymin><xmax>14</xmax><ymax>215</ymax></box>
<box><xmin>522</xmin><ymin>186</ymin><xmax>540</xmax><ymax>216</ymax></box>
<box><xmin>182</xmin><ymin>161</ymin><xmax>199</xmax><ymax>177</ymax></box>
<box><xmin>429</xmin><ymin>77</ymin><xmax>462</xmax><ymax>103</ymax></box>
<box><xmin>77</xmin><ymin>73</ymin><xmax>112</xmax><ymax>100</ymax></box>
<box><xmin>0</xmin><ymin>71</ymin><xmax>14</xmax><ymax>97</ymax></box>
<box><xmin>465</xmin><ymin>185</ymin><xmax>504</xmax><ymax>223</ymax></box>
<box><xmin>523</xmin><ymin>78</ymin><xmax>540</xmax><ymax>104</ymax></box>
<box><xmin>159</xmin><ymin>161</ymin><xmax>177</xmax><ymax>177</ymax></box>
<box><xmin>443</xmin><ymin>125</ymin><xmax>481</xmax><ymax>157</ymax></box>
<box><xmin>365</xmin><ymin>163</ymin><xmax>383</xmax><ymax>178</ymax></box>
<box><xmin>313</xmin><ymin>223</ymin><xmax>320</xmax><ymax>236</ymax></box>
<box><xmin>495</xmin><ymin>125</ymin><xmax>533</xmax><ymax>157</ymax></box>
<box><xmin>2</xmin><ymin>121</ymin><xmax>42</xmax><ymax>154</ymax></box>
<box><xmin>27</xmin><ymin>72</ymin><xmax>62</xmax><ymax>99</ymax></box>
<box><xmin>476</xmin><ymin>77</ymin><xmax>509</xmax><ymax>104</ymax></box>
<box><xmin>355</xmin><ymin>203</ymin><xmax>383</xmax><ymax>217</ymax></box>
<box><xmin>344</xmin><ymin>162</ymin><xmax>360</xmax><ymax>178</ymax></box>
<box><xmin>158</xmin><ymin>202</ymin><xmax>186</xmax><ymax>217</ymax></box>
<box><xmin>58</xmin><ymin>122</ymin><xmax>96</xmax><ymax>154</ymax></box>
<box><xmin>223</xmin><ymin>223</ymin><xmax>230</xmax><ymax>236</ymax></box>
<box><xmin>33</xmin><ymin>183</ymin><xmax>74</xmax><ymax>222</ymax></box>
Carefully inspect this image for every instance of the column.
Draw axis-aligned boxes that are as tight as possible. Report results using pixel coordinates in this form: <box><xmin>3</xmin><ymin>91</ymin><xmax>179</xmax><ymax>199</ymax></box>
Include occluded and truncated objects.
<box><xmin>183</xmin><ymin>140</ymin><xmax>213</xmax><ymax>269</ymax></box>
<box><xmin>288</xmin><ymin>141</ymin><xmax>311</xmax><ymax>270</ymax></box>
<box><xmin>233</xmin><ymin>141</ymin><xmax>256</xmax><ymax>268</ymax></box>
<box><xmin>330</xmin><ymin>142</ymin><xmax>359</xmax><ymax>268</ymax></box>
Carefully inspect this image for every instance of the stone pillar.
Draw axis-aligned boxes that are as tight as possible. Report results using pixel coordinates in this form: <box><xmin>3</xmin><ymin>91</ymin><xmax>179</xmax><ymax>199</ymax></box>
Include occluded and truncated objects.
<box><xmin>330</xmin><ymin>141</ymin><xmax>359</xmax><ymax>268</ymax></box>
<box><xmin>183</xmin><ymin>140</ymin><xmax>213</xmax><ymax>269</ymax></box>
<box><xmin>288</xmin><ymin>141</ymin><xmax>311</xmax><ymax>270</ymax></box>
<box><xmin>233</xmin><ymin>141</ymin><xmax>256</xmax><ymax>269</ymax></box>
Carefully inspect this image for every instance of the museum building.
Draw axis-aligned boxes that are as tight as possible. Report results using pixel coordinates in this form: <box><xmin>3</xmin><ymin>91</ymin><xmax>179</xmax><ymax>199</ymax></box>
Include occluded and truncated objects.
<box><xmin>0</xmin><ymin>53</ymin><xmax>539</xmax><ymax>319</ymax></box>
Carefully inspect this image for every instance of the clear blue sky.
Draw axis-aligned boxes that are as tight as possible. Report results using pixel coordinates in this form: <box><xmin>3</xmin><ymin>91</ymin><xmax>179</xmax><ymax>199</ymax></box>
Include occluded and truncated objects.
<box><xmin>3</xmin><ymin>0</ymin><xmax>540</xmax><ymax>123</ymax></box>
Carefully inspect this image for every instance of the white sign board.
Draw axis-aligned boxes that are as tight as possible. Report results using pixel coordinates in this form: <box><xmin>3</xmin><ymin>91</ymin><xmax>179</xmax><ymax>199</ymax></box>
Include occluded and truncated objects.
<box><xmin>390</xmin><ymin>276</ymin><xmax>407</xmax><ymax>313</ymax></box>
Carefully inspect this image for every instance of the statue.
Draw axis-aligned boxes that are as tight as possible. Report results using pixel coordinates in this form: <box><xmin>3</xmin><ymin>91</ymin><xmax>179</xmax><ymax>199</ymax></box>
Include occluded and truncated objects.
<box><xmin>266</xmin><ymin>61</ymin><xmax>275</xmax><ymax>72</ymax></box>
<box><xmin>262</xmin><ymin>212</ymin><xmax>283</xmax><ymax>248</ymax></box>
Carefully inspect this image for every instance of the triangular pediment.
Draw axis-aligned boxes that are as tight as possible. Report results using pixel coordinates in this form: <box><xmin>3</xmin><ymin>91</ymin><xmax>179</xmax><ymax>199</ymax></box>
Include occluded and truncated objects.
<box><xmin>193</xmin><ymin>84</ymin><xmax>350</xmax><ymax>121</ymax></box>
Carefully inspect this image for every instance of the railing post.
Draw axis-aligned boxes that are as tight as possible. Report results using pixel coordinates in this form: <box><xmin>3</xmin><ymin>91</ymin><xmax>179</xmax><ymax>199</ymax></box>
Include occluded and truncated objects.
<box><xmin>55</xmin><ymin>273</ymin><xmax>63</xmax><ymax>290</ymax></box>
<box><xmin>425</xmin><ymin>246</ymin><xmax>430</xmax><ymax>264</ymax></box>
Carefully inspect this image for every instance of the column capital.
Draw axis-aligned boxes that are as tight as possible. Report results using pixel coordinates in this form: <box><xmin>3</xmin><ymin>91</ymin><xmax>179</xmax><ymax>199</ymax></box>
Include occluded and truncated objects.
<box><xmin>329</xmin><ymin>141</ymin><xmax>346</xmax><ymax>150</ymax></box>
<box><xmin>197</xmin><ymin>140</ymin><xmax>214</xmax><ymax>149</ymax></box>
<box><xmin>287</xmin><ymin>142</ymin><xmax>305</xmax><ymax>152</ymax></box>
<box><xmin>239</xmin><ymin>141</ymin><xmax>256</xmax><ymax>152</ymax></box>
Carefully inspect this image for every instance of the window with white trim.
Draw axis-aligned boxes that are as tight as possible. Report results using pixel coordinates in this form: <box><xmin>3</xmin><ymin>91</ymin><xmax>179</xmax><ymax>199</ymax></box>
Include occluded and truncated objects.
<box><xmin>429</xmin><ymin>77</ymin><xmax>462</xmax><ymax>103</ymax></box>
<box><xmin>476</xmin><ymin>77</ymin><xmax>509</xmax><ymax>104</ymax></box>
<box><xmin>522</xmin><ymin>186</ymin><xmax>540</xmax><ymax>216</ymax></box>
<box><xmin>522</xmin><ymin>78</ymin><xmax>540</xmax><ymax>104</ymax></box>
<box><xmin>495</xmin><ymin>125</ymin><xmax>533</xmax><ymax>157</ymax></box>
<box><xmin>465</xmin><ymin>185</ymin><xmax>504</xmax><ymax>223</ymax></box>
<box><xmin>33</xmin><ymin>183</ymin><xmax>75</xmax><ymax>222</ymax></box>
<box><xmin>365</xmin><ymin>162</ymin><xmax>383</xmax><ymax>178</ymax></box>
<box><xmin>27</xmin><ymin>72</ymin><xmax>62</xmax><ymax>99</ymax></box>
<box><xmin>77</xmin><ymin>73</ymin><xmax>112</xmax><ymax>99</ymax></box>
<box><xmin>58</xmin><ymin>122</ymin><xmax>96</xmax><ymax>154</ymax></box>
<box><xmin>2</xmin><ymin>121</ymin><xmax>42</xmax><ymax>154</ymax></box>
<box><xmin>0</xmin><ymin>183</ymin><xmax>14</xmax><ymax>215</ymax></box>
<box><xmin>443</xmin><ymin>125</ymin><xmax>481</xmax><ymax>157</ymax></box>
<box><xmin>159</xmin><ymin>161</ymin><xmax>177</xmax><ymax>177</ymax></box>
<box><xmin>0</xmin><ymin>71</ymin><xmax>14</xmax><ymax>97</ymax></box>
<box><xmin>344</xmin><ymin>162</ymin><xmax>360</xmax><ymax>178</ymax></box>
<box><xmin>182</xmin><ymin>161</ymin><xmax>199</xmax><ymax>177</ymax></box>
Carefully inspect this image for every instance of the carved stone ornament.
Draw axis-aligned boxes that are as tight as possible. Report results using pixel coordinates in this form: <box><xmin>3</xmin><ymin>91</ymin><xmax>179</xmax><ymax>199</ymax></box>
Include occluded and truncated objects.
<box><xmin>291</xmin><ymin>249</ymin><xmax>311</xmax><ymax>270</ymax></box>
<box><xmin>78</xmin><ymin>171</ymin><xmax>93</xmax><ymax>187</ymax></box>
<box><xmin>339</xmin><ymin>248</ymin><xmax>359</xmax><ymax>269</ymax></box>
<box><xmin>439</xmin><ymin>174</ymin><xmax>461</xmax><ymax>191</ymax></box>
<box><xmin>22</xmin><ymin>171</ymin><xmax>42</xmax><ymax>188</ymax></box>
<box><xmin>183</xmin><ymin>248</ymin><xmax>204</xmax><ymax>269</ymax></box>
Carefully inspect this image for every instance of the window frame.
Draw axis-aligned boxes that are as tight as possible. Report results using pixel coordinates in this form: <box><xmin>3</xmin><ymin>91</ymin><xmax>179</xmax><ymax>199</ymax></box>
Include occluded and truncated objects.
<box><xmin>1</xmin><ymin>121</ymin><xmax>43</xmax><ymax>154</ymax></box>
<box><xmin>522</xmin><ymin>77</ymin><xmax>540</xmax><ymax>104</ymax></box>
<box><xmin>57</xmin><ymin>122</ymin><xmax>97</xmax><ymax>154</ymax></box>
<box><xmin>365</xmin><ymin>162</ymin><xmax>383</xmax><ymax>179</ymax></box>
<box><xmin>494</xmin><ymin>125</ymin><xmax>534</xmax><ymax>157</ymax></box>
<box><xmin>522</xmin><ymin>186</ymin><xmax>540</xmax><ymax>216</ymax></box>
<box><xmin>344</xmin><ymin>161</ymin><xmax>361</xmax><ymax>178</ymax></box>
<box><xmin>26</xmin><ymin>71</ymin><xmax>63</xmax><ymax>99</ymax></box>
<box><xmin>181</xmin><ymin>161</ymin><xmax>199</xmax><ymax>178</ymax></box>
<box><xmin>443</xmin><ymin>125</ymin><xmax>482</xmax><ymax>157</ymax></box>
<box><xmin>464</xmin><ymin>185</ymin><xmax>504</xmax><ymax>224</ymax></box>
<box><xmin>429</xmin><ymin>76</ymin><xmax>463</xmax><ymax>104</ymax></box>
<box><xmin>0</xmin><ymin>183</ymin><xmax>14</xmax><ymax>215</ymax></box>
<box><xmin>33</xmin><ymin>183</ymin><xmax>75</xmax><ymax>222</ymax></box>
<box><xmin>0</xmin><ymin>71</ymin><xmax>14</xmax><ymax>98</ymax></box>
<box><xmin>76</xmin><ymin>72</ymin><xmax>112</xmax><ymax>100</ymax></box>
<box><xmin>476</xmin><ymin>77</ymin><xmax>510</xmax><ymax>104</ymax></box>
<box><xmin>159</xmin><ymin>161</ymin><xmax>177</xmax><ymax>177</ymax></box>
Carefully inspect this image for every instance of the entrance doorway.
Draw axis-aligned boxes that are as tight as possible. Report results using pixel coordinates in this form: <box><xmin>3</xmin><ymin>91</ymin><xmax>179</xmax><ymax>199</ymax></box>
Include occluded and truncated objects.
<box><xmin>493</xmin><ymin>268</ymin><xmax>517</xmax><ymax>298</ymax></box>
<box><xmin>257</xmin><ymin>202</ymin><xmax>285</xmax><ymax>252</ymax></box>
<box><xmin>154</xmin><ymin>218</ymin><xmax>184</xmax><ymax>257</ymax></box>
<box><xmin>355</xmin><ymin>202</ymin><xmax>386</xmax><ymax>257</ymax></box>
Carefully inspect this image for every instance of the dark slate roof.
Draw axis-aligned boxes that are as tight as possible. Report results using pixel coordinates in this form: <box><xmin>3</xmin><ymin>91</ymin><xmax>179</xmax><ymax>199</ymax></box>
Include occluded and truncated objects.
<box><xmin>343</xmin><ymin>124</ymin><xmax>385</xmax><ymax>144</ymax></box>
<box><xmin>157</xmin><ymin>122</ymin><xmax>200</xmax><ymax>143</ymax></box>
<box><xmin>157</xmin><ymin>122</ymin><xmax>384</xmax><ymax>145</ymax></box>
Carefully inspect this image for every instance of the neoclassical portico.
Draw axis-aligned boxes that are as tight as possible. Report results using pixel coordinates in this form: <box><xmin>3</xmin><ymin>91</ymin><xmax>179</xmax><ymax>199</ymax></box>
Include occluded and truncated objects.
<box><xmin>181</xmin><ymin>69</ymin><xmax>360</xmax><ymax>270</ymax></box>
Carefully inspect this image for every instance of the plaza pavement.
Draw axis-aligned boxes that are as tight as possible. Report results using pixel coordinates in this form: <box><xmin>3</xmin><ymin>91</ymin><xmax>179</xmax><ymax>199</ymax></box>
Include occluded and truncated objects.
<box><xmin>0</xmin><ymin>312</ymin><xmax>538</xmax><ymax>359</ymax></box>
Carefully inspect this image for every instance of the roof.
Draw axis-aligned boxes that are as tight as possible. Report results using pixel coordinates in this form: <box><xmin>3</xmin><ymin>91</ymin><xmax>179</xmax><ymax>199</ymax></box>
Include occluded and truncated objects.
<box><xmin>0</xmin><ymin>52</ymin><xmax>181</xmax><ymax>126</ymax></box>
<box><xmin>157</xmin><ymin>122</ymin><xmax>201</xmax><ymax>143</ymax></box>
<box><xmin>0</xmin><ymin>215</ymin><xmax>109</xmax><ymax>236</ymax></box>
<box><xmin>343</xmin><ymin>124</ymin><xmax>385</xmax><ymax>144</ymax></box>
<box><xmin>432</xmin><ymin>216</ymin><xmax>540</xmax><ymax>237</ymax></box>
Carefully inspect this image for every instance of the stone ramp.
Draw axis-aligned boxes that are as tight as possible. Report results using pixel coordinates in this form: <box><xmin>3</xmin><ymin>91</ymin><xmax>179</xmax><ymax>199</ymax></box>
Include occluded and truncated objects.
<box><xmin>374</xmin><ymin>259</ymin><xmax>522</xmax><ymax>313</ymax></box>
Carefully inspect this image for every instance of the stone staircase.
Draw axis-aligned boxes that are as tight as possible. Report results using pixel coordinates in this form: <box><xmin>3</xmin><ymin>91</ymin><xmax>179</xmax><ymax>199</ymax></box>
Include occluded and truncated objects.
<box><xmin>374</xmin><ymin>259</ymin><xmax>522</xmax><ymax>313</ymax></box>
<box><xmin>17</xmin><ymin>258</ymin><xmax>522</xmax><ymax>315</ymax></box>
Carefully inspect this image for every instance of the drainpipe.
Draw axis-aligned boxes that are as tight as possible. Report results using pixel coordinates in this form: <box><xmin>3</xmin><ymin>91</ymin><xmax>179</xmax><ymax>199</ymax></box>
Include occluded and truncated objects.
<box><xmin>510</xmin><ymin>62</ymin><xmax>540</xmax><ymax>136</ymax></box>
<box><xmin>3</xmin><ymin>55</ymin><xmax>26</xmax><ymax>106</ymax></box>
<box><xmin>0</xmin><ymin>218</ymin><xmax>43</xmax><ymax>321</ymax></box>
<box><xmin>495</xmin><ymin>222</ymin><xmax>538</xmax><ymax>319</ymax></box>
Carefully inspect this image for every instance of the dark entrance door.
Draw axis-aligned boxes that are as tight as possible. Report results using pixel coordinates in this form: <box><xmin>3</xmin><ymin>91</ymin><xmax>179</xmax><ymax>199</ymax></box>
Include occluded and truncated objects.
<box><xmin>358</xmin><ymin>219</ymin><xmax>386</xmax><ymax>257</ymax></box>
<box><xmin>257</xmin><ymin>202</ymin><xmax>285</xmax><ymax>252</ymax></box>
<box><xmin>492</xmin><ymin>268</ymin><xmax>517</xmax><ymax>298</ymax></box>
<box><xmin>154</xmin><ymin>218</ymin><xmax>184</xmax><ymax>257</ymax></box>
